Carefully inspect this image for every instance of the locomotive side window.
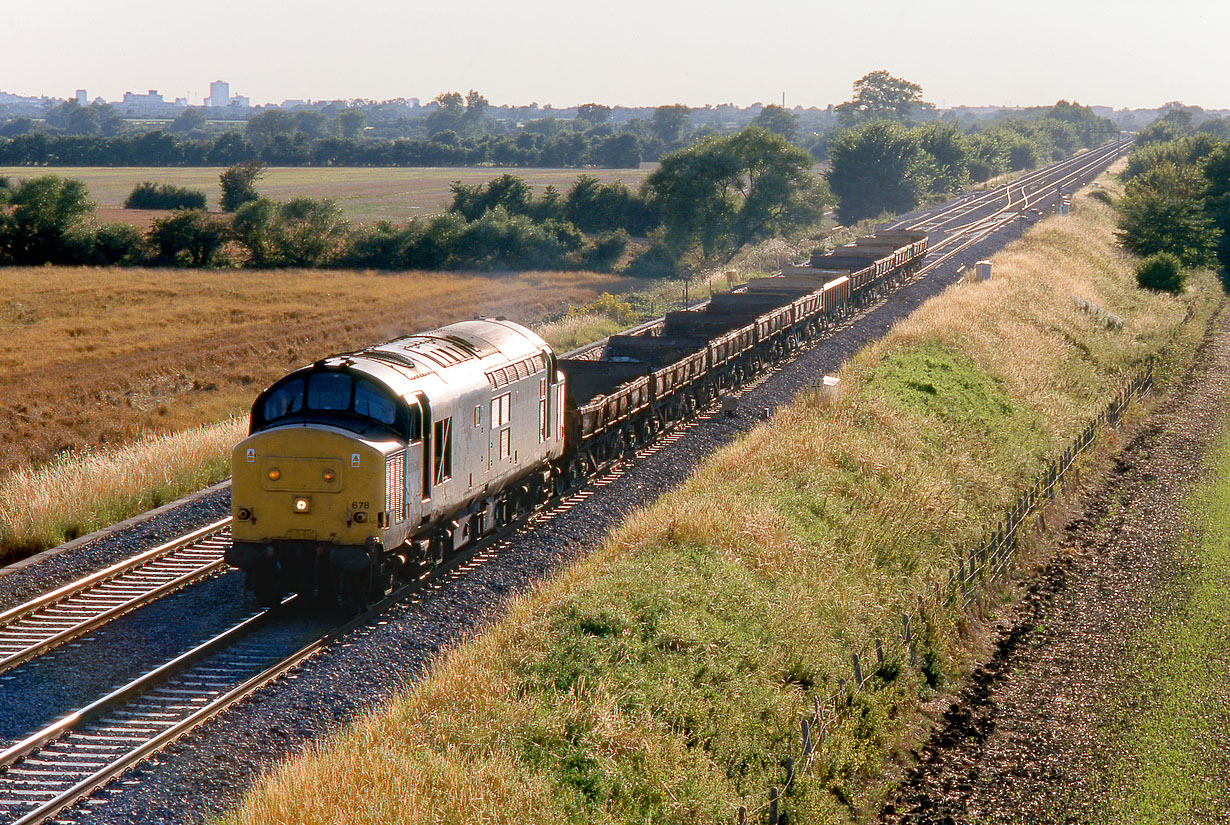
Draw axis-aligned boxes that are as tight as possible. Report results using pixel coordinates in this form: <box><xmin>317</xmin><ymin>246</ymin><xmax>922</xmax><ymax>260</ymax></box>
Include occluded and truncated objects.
<box><xmin>263</xmin><ymin>378</ymin><xmax>304</xmax><ymax>421</ymax></box>
<box><xmin>308</xmin><ymin>372</ymin><xmax>352</xmax><ymax>411</ymax></box>
<box><xmin>433</xmin><ymin>417</ymin><xmax>453</xmax><ymax>484</ymax></box>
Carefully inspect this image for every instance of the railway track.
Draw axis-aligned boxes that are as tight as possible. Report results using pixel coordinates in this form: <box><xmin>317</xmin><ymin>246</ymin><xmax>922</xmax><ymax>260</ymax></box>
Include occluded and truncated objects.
<box><xmin>0</xmin><ymin>142</ymin><xmax>1129</xmax><ymax>824</ymax></box>
<box><xmin>0</xmin><ymin>521</ymin><xmax>232</xmax><ymax>677</ymax></box>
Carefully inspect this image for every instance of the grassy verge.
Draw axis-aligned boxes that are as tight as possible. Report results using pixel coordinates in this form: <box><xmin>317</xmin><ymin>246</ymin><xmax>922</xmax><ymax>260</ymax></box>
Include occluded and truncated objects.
<box><xmin>220</xmin><ymin>176</ymin><xmax>1221</xmax><ymax>822</ymax></box>
<box><xmin>0</xmin><ymin>419</ymin><xmax>245</xmax><ymax>556</ymax></box>
<box><xmin>1099</xmin><ymin>428</ymin><xmax>1230</xmax><ymax>821</ymax></box>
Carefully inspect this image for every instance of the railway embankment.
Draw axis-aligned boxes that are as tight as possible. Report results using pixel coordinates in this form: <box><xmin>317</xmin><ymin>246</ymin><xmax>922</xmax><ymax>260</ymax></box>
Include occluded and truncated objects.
<box><xmin>222</xmin><ymin>178</ymin><xmax>1220</xmax><ymax>823</ymax></box>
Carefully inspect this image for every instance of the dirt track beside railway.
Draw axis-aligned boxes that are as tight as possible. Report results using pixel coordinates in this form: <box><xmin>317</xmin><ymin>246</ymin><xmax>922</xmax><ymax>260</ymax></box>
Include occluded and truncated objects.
<box><xmin>881</xmin><ymin>301</ymin><xmax>1230</xmax><ymax>824</ymax></box>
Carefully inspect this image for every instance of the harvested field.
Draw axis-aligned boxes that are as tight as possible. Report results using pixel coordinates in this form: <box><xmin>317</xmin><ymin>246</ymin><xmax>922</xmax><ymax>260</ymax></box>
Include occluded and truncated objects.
<box><xmin>0</xmin><ymin>166</ymin><xmax>655</xmax><ymax>223</ymax></box>
<box><xmin>0</xmin><ymin>265</ymin><xmax>630</xmax><ymax>476</ymax></box>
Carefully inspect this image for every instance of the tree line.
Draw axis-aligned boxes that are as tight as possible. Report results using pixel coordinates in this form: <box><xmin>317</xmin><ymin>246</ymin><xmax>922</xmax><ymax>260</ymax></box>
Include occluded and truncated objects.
<box><xmin>826</xmin><ymin>100</ymin><xmax>1117</xmax><ymax>223</ymax></box>
<box><xmin>0</xmin><ymin>127</ymin><xmax>826</xmax><ymax>274</ymax></box>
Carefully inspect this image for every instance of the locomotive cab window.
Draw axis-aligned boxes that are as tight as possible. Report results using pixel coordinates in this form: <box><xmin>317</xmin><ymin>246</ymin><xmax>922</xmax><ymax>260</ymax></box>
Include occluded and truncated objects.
<box><xmin>252</xmin><ymin>369</ymin><xmax>414</xmax><ymax>441</ymax></box>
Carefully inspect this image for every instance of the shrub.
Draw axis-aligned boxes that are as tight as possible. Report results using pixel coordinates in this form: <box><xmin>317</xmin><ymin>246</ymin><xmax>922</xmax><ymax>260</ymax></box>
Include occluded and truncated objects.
<box><xmin>147</xmin><ymin>209</ymin><xmax>229</xmax><ymax>267</ymax></box>
<box><xmin>123</xmin><ymin>181</ymin><xmax>207</xmax><ymax>210</ymax></box>
<box><xmin>219</xmin><ymin>160</ymin><xmax>266</xmax><ymax>213</ymax></box>
<box><xmin>89</xmin><ymin>223</ymin><xmax>145</xmax><ymax>266</ymax></box>
<box><xmin>1135</xmin><ymin>252</ymin><xmax>1185</xmax><ymax>293</ymax></box>
<box><xmin>586</xmin><ymin>228</ymin><xmax>630</xmax><ymax>270</ymax></box>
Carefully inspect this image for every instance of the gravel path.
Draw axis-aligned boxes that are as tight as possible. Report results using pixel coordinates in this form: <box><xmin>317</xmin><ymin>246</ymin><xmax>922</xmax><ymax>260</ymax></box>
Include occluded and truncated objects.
<box><xmin>881</xmin><ymin>302</ymin><xmax>1230</xmax><ymax>824</ymax></box>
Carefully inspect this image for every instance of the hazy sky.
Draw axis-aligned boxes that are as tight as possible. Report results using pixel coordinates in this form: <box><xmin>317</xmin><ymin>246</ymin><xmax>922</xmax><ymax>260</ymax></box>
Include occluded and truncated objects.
<box><xmin>2</xmin><ymin>0</ymin><xmax>1226</xmax><ymax>110</ymax></box>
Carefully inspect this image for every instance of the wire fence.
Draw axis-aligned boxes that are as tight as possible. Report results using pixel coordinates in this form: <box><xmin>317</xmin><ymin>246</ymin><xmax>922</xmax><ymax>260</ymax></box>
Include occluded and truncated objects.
<box><xmin>732</xmin><ymin>357</ymin><xmax>1156</xmax><ymax>825</ymax></box>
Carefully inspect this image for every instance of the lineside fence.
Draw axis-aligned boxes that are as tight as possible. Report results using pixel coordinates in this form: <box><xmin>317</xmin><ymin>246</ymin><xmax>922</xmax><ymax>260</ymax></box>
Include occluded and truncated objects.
<box><xmin>731</xmin><ymin>356</ymin><xmax>1156</xmax><ymax>825</ymax></box>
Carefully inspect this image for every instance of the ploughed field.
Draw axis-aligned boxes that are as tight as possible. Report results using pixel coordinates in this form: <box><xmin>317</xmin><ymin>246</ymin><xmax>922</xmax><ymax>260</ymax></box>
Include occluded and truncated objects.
<box><xmin>0</xmin><ymin>165</ymin><xmax>655</xmax><ymax>224</ymax></box>
<box><xmin>0</xmin><ymin>266</ymin><xmax>631</xmax><ymax>472</ymax></box>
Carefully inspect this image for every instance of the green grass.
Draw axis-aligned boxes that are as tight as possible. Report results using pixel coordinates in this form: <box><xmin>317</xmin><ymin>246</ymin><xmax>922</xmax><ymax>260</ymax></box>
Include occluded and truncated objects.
<box><xmin>1100</xmin><ymin>427</ymin><xmax>1230</xmax><ymax>822</ymax></box>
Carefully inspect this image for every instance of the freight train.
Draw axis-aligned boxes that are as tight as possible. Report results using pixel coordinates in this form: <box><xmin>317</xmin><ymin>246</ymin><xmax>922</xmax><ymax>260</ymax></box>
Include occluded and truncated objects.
<box><xmin>228</xmin><ymin>230</ymin><xmax>928</xmax><ymax>607</ymax></box>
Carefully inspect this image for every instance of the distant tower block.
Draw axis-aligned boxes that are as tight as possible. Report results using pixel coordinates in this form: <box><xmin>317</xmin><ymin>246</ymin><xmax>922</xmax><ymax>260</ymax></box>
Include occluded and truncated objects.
<box><xmin>976</xmin><ymin>260</ymin><xmax>992</xmax><ymax>281</ymax></box>
<box><xmin>208</xmin><ymin>79</ymin><xmax>230</xmax><ymax>107</ymax></box>
<box><xmin>75</xmin><ymin>89</ymin><xmax>87</xmax><ymax>105</ymax></box>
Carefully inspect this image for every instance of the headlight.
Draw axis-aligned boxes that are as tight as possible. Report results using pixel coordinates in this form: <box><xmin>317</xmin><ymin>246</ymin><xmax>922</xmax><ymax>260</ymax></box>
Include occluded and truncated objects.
<box><xmin>236</xmin><ymin>507</ymin><xmax>253</xmax><ymax>521</ymax></box>
<box><xmin>322</xmin><ymin>468</ymin><xmax>336</xmax><ymax>482</ymax></box>
<box><xmin>267</xmin><ymin>468</ymin><xmax>281</xmax><ymax>481</ymax></box>
<box><xmin>293</xmin><ymin>496</ymin><xmax>311</xmax><ymax>513</ymax></box>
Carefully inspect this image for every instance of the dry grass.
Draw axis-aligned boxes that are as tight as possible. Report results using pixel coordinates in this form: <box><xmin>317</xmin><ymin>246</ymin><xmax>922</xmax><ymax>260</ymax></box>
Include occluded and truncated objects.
<box><xmin>0</xmin><ymin>266</ymin><xmax>630</xmax><ymax>474</ymax></box>
<box><xmin>222</xmin><ymin>181</ymin><xmax>1223</xmax><ymax>823</ymax></box>
<box><xmin>0</xmin><ymin>266</ymin><xmax>631</xmax><ymax>564</ymax></box>
<box><xmin>0</xmin><ymin>166</ymin><xmax>655</xmax><ymax>223</ymax></box>
<box><xmin>0</xmin><ymin>418</ymin><xmax>245</xmax><ymax>554</ymax></box>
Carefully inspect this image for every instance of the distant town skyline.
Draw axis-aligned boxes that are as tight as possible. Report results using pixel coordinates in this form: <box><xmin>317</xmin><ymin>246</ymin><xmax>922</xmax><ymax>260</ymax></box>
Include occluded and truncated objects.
<box><xmin>1</xmin><ymin>0</ymin><xmax>1228</xmax><ymax>111</ymax></box>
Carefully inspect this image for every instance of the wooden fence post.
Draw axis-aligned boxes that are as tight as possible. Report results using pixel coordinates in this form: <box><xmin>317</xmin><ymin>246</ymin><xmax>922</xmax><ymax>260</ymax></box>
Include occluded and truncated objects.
<box><xmin>852</xmin><ymin>653</ymin><xmax>863</xmax><ymax>688</ymax></box>
<box><xmin>801</xmin><ymin>718</ymin><xmax>812</xmax><ymax>760</ymax></box>
<box><xmin>769</xmin><ymin>787</ymin><xmax>779</xmax><ymax>825</ymax></box>
<box><xmin>737</xmin><ymin>805</ymin><xmax>747</xmax><ymax>825</ymax></box>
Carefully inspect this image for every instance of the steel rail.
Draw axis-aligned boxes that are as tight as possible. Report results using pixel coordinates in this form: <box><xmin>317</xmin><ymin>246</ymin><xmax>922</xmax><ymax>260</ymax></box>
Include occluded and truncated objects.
<box><xmin>0</xmin><ymin>520</ymin><xmax>233</xmax><ymax>676</ymax></box>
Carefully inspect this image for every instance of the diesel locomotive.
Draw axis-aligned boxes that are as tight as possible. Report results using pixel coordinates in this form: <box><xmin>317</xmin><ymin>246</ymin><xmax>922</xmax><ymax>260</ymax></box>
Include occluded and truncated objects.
<box><xmin>228</xmin><ymin>230</ymin><xmax>928</xmax><ymax>607</ymax></box>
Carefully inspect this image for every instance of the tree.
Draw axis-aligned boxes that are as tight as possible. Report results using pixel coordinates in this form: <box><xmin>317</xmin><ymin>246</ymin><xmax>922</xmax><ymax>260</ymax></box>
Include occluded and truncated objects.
<box><xmin>292</xmin><ymin>110</ymin><xmax>330</xmax><ymax>140</ymax></box>
<box><xmin>1202</xmin><ymin>141</ymin><xmax>1230</xmax><ymax>270</ymax></box>
<box><xmin>589</xmin><ymin>133</ymin><xmax>642</xmax><ymax>168</ymax></box>
<box><xmin>245</xmin><ymin>110</ymin><xmax>295</xmax><ymax>144</ymax></box>
<box><xmin>651</xmin><ymin>104</ymin><xmax>690</xmax><ymax>146</ymax></box>
<box><xmin>827</xmin><ymin>120</ymin><xmax>924</xmax><ymax>223</ymax></box>
<box><xmin>752</xmin><ymin>105</ymin><xmax>799</xmax><ymax>143</ymax></box>
<box><xmin>645</xmin><ymin>126</ymin><xmax>827</xmax><ymax>259</ymax></box>
<box><xmin>169</xmin><ymin>108</ymin><xmax>208</xmax><ymax>135</ymax></box>
<box><xmin>576</xmin><ymin>103</ymin><xmax>612</xmax><ymax>126</ymax></box>
<box><xmin>337</xmin><ymin>108</ymin><xmax>367</xmax><ymax>139</ymax></box>
<box><xmin>270</xmin><ymin>197</ymin><xmax>350</xmax><ymax>267</ymax></box>
<box><xmin>463</xmin><ymin>90</ymin><xmax>490</xmax><ymax>132</ymax></box>
<box><xmin>427</xmin><ymin>92</ymin><xmax>465</xmax><ymax>135</ymax></box>
<box><xmin>0</xmin><ymin>175</ymin><xmax>95</xmax><ymax>264</ymax></box>
<box><xmin>565</xmin><ymin>175</ymin><xmax>655</xmax><ymax>235</ymax></box>
<box><xmin>147</xmin><ymin>209</ymin><xmax>228</xmax><ymax>267</ymax></box>
<box><xmin>219</xmin><ymin>160</ymin><xmax>267</xmax><ymax>212</ymax></box>
<box><xmin>208</xmin><ymin>132</ymin><xmax>257</xmax><ymax>165</ymax></box>
<box><xmin>231</xmin><ymin>196</ymin><xmax>349</xmax><ymax>267</ymax></box>
<box><xmin>913</xmin><ymin>122</ymin><xmax>970</xmax><ymax>196</ymax></box>
<box><xmin>1116</xmin><ymin>161</ymin><xmax>1218</xmax><ymax>268</ymax></box>
<box><xmin>835</xmin><ymin>70</ymin><xmax>934</xmax><ymax>126</ymax></box>
<box><xmin>0</xmin><ymin>118</ymin><xmax>34</xmax><ymax>137</ymax></box>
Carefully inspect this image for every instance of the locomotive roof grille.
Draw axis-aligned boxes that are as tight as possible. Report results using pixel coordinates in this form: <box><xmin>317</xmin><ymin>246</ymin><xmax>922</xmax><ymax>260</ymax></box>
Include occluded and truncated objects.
<box><xmin>485</xmin><ymin>354</ymin><xmax>546</xmax><ymax>388</ymax></box>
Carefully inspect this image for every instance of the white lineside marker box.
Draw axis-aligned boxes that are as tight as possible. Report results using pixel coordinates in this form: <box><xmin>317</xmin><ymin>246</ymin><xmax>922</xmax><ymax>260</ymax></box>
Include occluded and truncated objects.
<box><xmin>976</xmin><ymin>260</ymin><xmax>992</xmax><ymax>281</ymax></box>
<box><xmin>821</xmin><ymin>375</ymin><xmax>840</xmax><ymax>402</ymax></box>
